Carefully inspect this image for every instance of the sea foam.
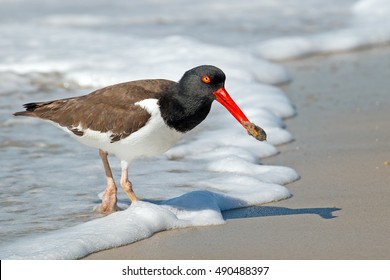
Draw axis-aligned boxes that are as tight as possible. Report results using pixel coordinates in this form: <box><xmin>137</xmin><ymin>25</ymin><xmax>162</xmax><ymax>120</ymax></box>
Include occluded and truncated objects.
<box><xmin>253</xmin><ymin>0</ymin><xmax>390</xmax><ymax>61</ymax></box>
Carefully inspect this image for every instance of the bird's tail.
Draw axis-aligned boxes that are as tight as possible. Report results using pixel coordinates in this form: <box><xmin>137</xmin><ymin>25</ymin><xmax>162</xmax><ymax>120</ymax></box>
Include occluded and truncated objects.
<box><xmin>13</xmin><ymin>101</ymin><xmax>54</xmax><ymax>117</ymax></box>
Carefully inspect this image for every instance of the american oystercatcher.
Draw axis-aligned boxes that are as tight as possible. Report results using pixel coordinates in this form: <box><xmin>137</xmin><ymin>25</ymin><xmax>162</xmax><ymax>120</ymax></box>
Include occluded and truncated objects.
<box><xmin>14</xmin><ymin>65</ymin><xmax>266</xmax><ymax>213</ymax></box>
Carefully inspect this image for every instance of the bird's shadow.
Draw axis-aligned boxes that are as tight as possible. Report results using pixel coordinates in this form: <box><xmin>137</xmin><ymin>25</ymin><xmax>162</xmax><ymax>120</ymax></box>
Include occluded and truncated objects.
<box><xmin>114</xmin><ymin>190</ymin><xmax>342</xmax><ymax>221</ymax></box>
<box><xmin>223</xmin><ymin>205</ymin><xmax>341</xmax><ymax>220</ymax></box>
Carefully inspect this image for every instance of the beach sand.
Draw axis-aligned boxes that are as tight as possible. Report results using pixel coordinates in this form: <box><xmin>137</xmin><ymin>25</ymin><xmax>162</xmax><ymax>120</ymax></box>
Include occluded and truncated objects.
<box><xmin>84</xmin><ymin>46</ymin><xmax>390</xmax><ymax>260</ymax></box>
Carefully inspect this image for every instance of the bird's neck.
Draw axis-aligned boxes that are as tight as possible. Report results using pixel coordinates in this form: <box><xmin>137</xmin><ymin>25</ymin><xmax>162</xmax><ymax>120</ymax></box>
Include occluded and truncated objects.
<box><xmin>158</xmin><ymin>88</ymin><xmax>213</xmax><ymax>133</ymax></box>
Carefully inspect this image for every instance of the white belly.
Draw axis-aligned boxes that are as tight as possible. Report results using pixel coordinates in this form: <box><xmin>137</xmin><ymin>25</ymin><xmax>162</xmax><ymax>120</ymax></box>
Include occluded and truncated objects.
<box><xmin>57</xmin><ymin>99</ymin><xmax>184</xmax><ymax>163</ymax></box>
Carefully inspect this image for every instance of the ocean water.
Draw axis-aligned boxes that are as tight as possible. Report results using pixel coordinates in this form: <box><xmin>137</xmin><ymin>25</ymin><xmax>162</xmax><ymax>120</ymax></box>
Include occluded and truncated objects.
<box><xmin>0</xmin><ymin>0</ymin><xmax>389</xmax><ymax>259</ymax></box>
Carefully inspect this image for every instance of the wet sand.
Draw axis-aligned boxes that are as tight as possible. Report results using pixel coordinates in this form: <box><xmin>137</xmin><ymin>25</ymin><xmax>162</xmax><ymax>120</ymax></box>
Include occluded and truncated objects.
<box><xmin>84</xmin><ymin>46</ymin><xmax>390</xmax><ymax>260</ymax></box>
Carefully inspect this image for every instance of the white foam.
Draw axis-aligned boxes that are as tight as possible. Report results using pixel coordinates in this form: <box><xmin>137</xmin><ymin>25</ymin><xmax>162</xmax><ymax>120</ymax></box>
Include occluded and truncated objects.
<box><xmin>0</xmin><ymin>25</ymin><xmax>290</xmax><ymax>86</ymax></box>
<box><xmin>254</xmin><ymin>0</ymin><xmax>390</xmax><ymax>60</ymax></box>
<box><xmin>352</xmin><ymin>0</ymin><xmax>390</xmax><ymax>26</ymax></box>
<box><xmin>0</xmin><ymin>181</ymin><xmax>295</xmax><ymax>260</ymax></box>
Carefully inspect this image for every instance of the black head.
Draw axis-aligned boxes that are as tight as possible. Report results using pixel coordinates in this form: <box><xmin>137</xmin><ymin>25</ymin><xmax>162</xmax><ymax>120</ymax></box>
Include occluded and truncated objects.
<box><xmin>161</xmin><ymin>65</ymin><xmax>265</xmax><ymax>141</ymax></box>
<box><xmin>159</xmin><ymin>65</ymin><xmax>226</xmax><ymax>132</ymax></box>
<box><xmin>178</xmin><ymin>65</ymin><xmax>226</xmax><ymax>100</ymax></box>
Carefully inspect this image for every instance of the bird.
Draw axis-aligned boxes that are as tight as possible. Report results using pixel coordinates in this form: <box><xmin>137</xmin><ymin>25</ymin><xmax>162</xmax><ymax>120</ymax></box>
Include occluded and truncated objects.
<box><xmin>14</xmin><ymin>65</ymin><xmax>266</xmax><ymax>213</ymax></box>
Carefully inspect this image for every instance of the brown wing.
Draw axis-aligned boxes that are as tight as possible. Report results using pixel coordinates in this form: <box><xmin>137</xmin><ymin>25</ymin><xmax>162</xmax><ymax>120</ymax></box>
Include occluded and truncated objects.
<box><xmin>14</xmin><ymin>79</ymin><xmax>176</xmax><ymax>142</ymax></box>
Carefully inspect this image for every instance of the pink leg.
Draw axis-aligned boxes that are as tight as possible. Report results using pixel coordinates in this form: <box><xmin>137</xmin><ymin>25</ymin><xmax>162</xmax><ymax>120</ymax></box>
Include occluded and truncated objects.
<box><xmin>98</xmin><ymin>149</ymin><xmax>118</xmax><ymax>213</ymax></box>
<box><xmin>120</xmin><ymin>161</ymin><xmax>138</xmax><ymax>203</ymax></box>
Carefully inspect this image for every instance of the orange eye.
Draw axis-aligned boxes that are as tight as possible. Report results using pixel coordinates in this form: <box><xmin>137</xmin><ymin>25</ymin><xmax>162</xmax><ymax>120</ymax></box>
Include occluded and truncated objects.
<box><xmin>201</xmin><ymin>75</ymin><xmax>211</xmax><ymax>84</ymax></box>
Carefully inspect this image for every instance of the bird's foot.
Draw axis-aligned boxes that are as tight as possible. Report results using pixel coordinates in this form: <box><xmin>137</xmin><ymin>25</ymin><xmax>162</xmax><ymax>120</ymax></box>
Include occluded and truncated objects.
<box><xmin>95</xmin><ymin>188</ymin><xmax>120</xmax><ymax>215</ymax></box>
<box><xmin>94</xmin><ymin>202</ymin><xmax>121</xmax><ymax>215</ymax></box>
